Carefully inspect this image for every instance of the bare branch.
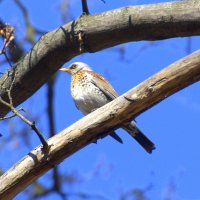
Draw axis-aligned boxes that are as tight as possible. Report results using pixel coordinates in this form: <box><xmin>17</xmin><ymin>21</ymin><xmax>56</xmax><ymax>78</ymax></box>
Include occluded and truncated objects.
<box><xmin>0</xmin><ymin>49</ymin><xmax>200</xmax><ymax>199</ymax></box>
<box><xmin>0</xmin><ymin>35</ymin><xmax>48</xmax><ymax>148</ymax></box>
<box><xmin>81</xmin><ymin>0</ymin><xmax>89</xmax><ymax>14</ymax></box>
<box><xmin>0</xmin><ymin>0</ymin><xmax>200</xmax><ymax>118</ymax></box>
<box><xmin>0</xmin><ymin>107</ymin><xmax>24</xmax><ymax>120</ymax></box>
<box><xmin>47</xmin><ymin>77</ymin><xmax>63</xmax><ymax>195</ymax></box>
<box><xmin>0</xmin><ymin>90</ymin><xmax>48</xmax><ymax>149</ymax></box>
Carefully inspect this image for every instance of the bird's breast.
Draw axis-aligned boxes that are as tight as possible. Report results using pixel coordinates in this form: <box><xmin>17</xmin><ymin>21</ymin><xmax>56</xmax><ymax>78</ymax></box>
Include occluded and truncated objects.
<box><xmin>71</xmin><ymin>80</ymin><xmax>109</xmax><ymax>115</ymax></box>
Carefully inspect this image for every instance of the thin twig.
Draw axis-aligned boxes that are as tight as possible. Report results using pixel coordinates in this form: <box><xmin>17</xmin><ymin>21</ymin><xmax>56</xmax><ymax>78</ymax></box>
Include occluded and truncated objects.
<box><xmin>0</xmin><ymin>30</ymin><xmax>49</xmax><ymax>149</ymax></box>
<box><xmin>47</xmin><ymin>77</ymin><xmax>63</xmax><ymax>193</ymax></box>
<box><xmin>0</xmin><ymin>107</ymin><xmax>24</xmax><ymax>120</ymax></box>
<box><xmin>0</xmin><ymin>94</ymin><xmax>48</xmax><ymax>149</ymax></box>
<box><xmin>0</xmin><ymin>40</ymin><xmax>8</xmax><ymax>55</ymax></box>
<box><xmin>3</xmin><ymin>51</ymin><xmax>13</xmax><ymax>67</ymax></box>
<box><xmin>81</xmin><ymin>0</ymin><xmax>89</xmax><ymax>14</ymax></box>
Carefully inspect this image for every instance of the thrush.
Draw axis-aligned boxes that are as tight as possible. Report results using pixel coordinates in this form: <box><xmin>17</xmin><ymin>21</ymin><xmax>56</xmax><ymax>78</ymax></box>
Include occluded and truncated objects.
<box><xmin>60</xmin><ymin>62</ymin><xmax>155</xmax><ymax>153</ymax></box>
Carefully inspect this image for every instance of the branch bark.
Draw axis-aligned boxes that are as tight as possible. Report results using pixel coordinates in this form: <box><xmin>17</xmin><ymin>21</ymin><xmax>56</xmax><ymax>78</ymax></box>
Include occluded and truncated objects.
<box><xmin>0</xmin><ymin>49</ymin><xmax>200</xmax><ymax>199</ymax></box>
<box><xmin>0</xmin><ymin>0</ymin><xmax>200</xmax><ymax>117</ymax></box>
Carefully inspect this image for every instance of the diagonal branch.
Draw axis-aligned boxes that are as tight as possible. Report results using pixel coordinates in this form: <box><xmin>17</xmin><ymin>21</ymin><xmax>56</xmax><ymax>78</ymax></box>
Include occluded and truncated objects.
<box><xmin>0</xmin><ymin>0</ymin><xmax>200</xmax><ymax>118</ymax></box>
<box><xmin>0</xmin><ymin>49</ymin><xmax>200</xmax><ymax>199</ymax></box>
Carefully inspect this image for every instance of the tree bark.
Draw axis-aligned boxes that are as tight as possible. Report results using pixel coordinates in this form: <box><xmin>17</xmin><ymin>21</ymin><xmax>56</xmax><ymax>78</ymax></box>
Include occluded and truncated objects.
<box><xmin>0</xmin><ymin>0</ymin><xmax>200</xmax><ymax>117</ymax></box>
<box><xmin>0</xmin><ymin>50</ymin><xmax>200</xmax><ymax>200</ymax></box>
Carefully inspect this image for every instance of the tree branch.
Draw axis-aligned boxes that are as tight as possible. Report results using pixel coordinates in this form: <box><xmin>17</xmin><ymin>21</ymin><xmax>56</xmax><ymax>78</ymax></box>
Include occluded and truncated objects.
<box><xmin>0</xmin><ymin>0</ymin><xmax>200</xmax><ymax>118</ymax></box>
<box><xmin>0</xmin><ymin>90</ymin><xmax>48</xmax><ymax>149</ymax></box>
<box><xmin>0</xmin><ymin>26</ymin><xmax>48</xmax><ymax>149</ymax></box>
<box><xmin>0</xmin><ymin>49</ymin><xmax>200</xmax><ymax>199</ymax></box>
<box><xmin>0</xmin><ymin>107</ymin><xmax>24</xmax><ymax>120</ymax></box>
<box><xmin>81</xmin><ymin>0</ymin><xmax>90</xmax><ymax>15</ymax></box>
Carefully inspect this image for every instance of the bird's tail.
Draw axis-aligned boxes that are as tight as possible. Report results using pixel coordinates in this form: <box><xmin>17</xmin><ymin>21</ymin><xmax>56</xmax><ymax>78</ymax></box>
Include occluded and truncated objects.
<box><xmin>99</xmin><ymin>131</ymin><xmax>123</xmax><ymax>144</ymax></box>
<box><xmin>122</xmin><ymin>122</ymin><xmax>155</xmax><ymax>153</ymax></box>
<box><xmin>109</xmin><ymin>132</ymin><xmax>123</xmax><ymax>144</ymax></box>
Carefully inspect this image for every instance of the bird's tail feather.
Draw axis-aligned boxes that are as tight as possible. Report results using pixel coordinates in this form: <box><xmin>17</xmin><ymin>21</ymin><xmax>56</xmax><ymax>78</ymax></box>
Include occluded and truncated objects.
<box><xmin>99</xmin><ymin>131</ymin><xmax>123</xmax><ymax>144</ymax></box>
<box><xmin>123</xmin><ymin>122</ymin><xmax>155</xmax><ymax>153</ymax></box>
<box><xmin>109</xmin><ymin>132</ymin><xmax>123</xmax><ymax>144</ymax></box>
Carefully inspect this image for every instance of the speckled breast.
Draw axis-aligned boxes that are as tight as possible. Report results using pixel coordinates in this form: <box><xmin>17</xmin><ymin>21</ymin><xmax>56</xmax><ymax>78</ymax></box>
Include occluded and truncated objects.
<box><xmin>71</xmin><ymin>72</ymin><xmax>110</xmax><ymax>115</ymax></box>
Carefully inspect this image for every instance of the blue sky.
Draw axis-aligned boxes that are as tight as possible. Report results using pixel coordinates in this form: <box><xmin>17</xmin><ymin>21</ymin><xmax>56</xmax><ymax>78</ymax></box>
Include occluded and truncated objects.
<box><xmin>0</xmin><ymin>1</ymin><xmax>200</xmax><ymax>200</ymax></box>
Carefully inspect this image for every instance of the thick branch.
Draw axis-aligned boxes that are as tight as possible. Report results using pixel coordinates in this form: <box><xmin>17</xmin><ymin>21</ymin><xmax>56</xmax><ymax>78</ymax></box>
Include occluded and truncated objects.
<box><xmin>0</xmin><ymin>50</ymin><xmax>200</xmax><ymax>199</ymax></box>
<box><xmin>0</xmin><ymin>0</ymin><xmax>200</xmax><ymax>117</ymax></box>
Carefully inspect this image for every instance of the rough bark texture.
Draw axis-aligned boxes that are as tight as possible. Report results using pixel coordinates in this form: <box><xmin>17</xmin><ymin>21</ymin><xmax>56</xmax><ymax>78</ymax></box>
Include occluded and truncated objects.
<box><xmin>0</xmin><ymin>50</ymin><xmax>200</xmax><ymax>200</ymax></box>
<box><xmin>0</xmin><ymin>0</ymin><xmax>200</xmax><ymax>117</ymax></box>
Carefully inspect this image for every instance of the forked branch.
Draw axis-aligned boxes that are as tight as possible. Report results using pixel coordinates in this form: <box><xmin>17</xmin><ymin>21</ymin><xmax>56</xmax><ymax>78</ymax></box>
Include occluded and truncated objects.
<box><xmin>0</xmin><ymin>23</ymin><xmax>48</xmax><ymax>149</ymax></box>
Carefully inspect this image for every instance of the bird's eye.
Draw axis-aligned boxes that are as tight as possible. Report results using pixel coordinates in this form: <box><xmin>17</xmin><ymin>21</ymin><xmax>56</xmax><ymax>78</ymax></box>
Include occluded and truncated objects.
<box><xmin>70</xmin><ymin>64</ymin><xmax>76</xmax><ymax>70</ymax></box>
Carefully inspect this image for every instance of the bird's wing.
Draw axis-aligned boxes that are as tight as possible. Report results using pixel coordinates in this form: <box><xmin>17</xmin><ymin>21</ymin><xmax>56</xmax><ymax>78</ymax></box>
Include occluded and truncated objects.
<box><xmin>87</xmin><ymin>71</ymin><xmax>119</xmax><ymax>101</ymax></box>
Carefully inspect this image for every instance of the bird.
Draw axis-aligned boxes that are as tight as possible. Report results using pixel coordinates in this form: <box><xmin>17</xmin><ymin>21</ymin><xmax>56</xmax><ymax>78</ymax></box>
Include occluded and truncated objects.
<box><xmin>60</xmin><ymin>62</ymin><xmax>155</xmax><ymax>153</ymax></box>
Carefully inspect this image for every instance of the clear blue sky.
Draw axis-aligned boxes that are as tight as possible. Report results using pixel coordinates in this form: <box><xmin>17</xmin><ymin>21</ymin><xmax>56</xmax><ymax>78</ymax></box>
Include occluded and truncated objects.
<box><xmin>0</xmin><ymin>1</ymin><xmax>200</xmax><ymax>200</ymax></box>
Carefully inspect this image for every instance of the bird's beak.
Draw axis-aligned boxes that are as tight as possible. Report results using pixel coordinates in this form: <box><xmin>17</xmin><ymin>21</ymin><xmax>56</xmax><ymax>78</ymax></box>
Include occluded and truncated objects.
<box><xmin>59</xmin><ymin>67</ymin><xmax>70</xmax><ymax>74</ymax></box>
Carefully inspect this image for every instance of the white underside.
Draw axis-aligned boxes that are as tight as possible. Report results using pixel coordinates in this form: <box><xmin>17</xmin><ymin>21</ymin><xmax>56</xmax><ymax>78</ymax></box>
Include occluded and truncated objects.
<box><xmin>71</xmin><ymin>74</ymin><xmax>109</xmax><ymax>115</ymax></box>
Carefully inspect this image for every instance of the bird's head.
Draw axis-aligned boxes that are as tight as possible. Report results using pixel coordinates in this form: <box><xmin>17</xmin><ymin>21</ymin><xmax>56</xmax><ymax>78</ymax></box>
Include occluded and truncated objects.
<box><xmin>60</xmin><ymin>62</ymin><xmax>92</xmax><ymax>75</ymax></box>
